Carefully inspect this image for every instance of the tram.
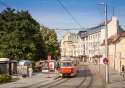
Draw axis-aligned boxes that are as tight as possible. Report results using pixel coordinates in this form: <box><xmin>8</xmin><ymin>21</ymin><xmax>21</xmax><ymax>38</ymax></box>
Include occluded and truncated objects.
<box><xmin>59</xmin><ymin>56</ymin><xmax>79</xmax><ymax>77</ymax></box>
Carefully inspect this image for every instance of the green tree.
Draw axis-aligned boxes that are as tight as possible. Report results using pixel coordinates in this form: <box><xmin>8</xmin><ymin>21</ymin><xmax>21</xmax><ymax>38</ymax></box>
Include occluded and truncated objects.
<box><xmin>0</xmin><ymin>8</ymin><xmax>46</xmax><ymax>61</ymax></box>
<box><xmin>40</xmin><ymin>27</ymin><xmax>60</xmax><ymax>60</ymax></box>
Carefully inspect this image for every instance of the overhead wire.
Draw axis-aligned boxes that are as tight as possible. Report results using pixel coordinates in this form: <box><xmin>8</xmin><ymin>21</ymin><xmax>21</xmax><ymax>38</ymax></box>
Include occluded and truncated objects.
<box><xmin>84</xmin><ymin>13</ymin><xmax>103</xmax><ymax>28</ymax></box>
<box><xmin>56</xmin><ymin>15</ymin><xmax>99</xmax><ymax>29</ymax></box>
<box><xmin>0</xmin><ymin>2</ymin><xmax>11</xmax><ymax>8</ymax></box>
<box><xmin>56</xmin><ymin>31</ymin><xmax>64</xmax><ymax>38</ymax></box>
<box><xmin>94</xmin><ymin>0</ymin><xmax>104</xmax><ymax>21</ymax></box>
<box><xmin>54</xmin><ymin>13</ymin><xmax>103</xmax><ymax>30</ymax></box>
<box><xmin>55</xmin><ymin>0</ymin><xmax>106</xmax><ymax>30</ymax></box>
<box><xmin>57</xmin><ymin>0</ymin><xmax>83</xmax><ymax>28</ymax></box>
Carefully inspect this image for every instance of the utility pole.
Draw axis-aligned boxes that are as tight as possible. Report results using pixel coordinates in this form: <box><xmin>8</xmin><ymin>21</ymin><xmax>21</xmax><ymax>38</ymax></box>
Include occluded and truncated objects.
<box><xmin>99</xmin><ymin>2</ymin><xmax>109</xmax><ymax>84</ymax></box>
<box><xmin>98</xmin><ymin>32</ymin><xmax>100</xmax><ymax>73</ymax></box>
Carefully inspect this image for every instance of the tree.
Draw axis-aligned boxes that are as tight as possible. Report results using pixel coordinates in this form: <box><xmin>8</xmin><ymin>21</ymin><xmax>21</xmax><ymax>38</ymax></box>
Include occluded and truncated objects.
<box><xmin>40</xmin><ymin>27</ymin><xmax>61</xmax><ymax>60</ymax></box>
<box><xmin>0</xmin><ymin>8</ymin><xmax>46</xmax><ymax>61</ymax></box>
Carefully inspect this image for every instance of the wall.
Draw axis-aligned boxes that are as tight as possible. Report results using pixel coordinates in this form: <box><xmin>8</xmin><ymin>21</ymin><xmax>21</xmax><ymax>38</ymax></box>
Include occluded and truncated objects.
<box><xmin>108</xmin><ymin>16</ymin><xmax>118</xmax><ymax>38</ymax></box>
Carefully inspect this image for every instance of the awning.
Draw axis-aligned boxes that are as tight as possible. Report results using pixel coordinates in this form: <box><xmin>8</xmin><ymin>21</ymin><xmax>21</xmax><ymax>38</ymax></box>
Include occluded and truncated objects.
<box><xmin>10</xmin><ymin>60</ymin><xmax>18</xmax><ymax>63</ymax></box>
<box><xmin>0</xmin><ymin>58</ymin><xmax>10</xmax><ymax>62</ymax></box>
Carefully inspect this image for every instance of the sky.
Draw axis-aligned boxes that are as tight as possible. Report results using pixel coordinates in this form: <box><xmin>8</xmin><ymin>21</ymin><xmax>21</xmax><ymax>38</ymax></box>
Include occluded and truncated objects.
<box><xmin>0</xmin><ymin>0</ymin><xmax>125</xmax><ymax>41</ymax></box>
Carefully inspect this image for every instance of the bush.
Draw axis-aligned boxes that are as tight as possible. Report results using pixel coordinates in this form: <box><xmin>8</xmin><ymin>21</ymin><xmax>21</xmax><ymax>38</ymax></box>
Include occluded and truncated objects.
<box><xmin>0</xmin><ymin>74</ymin><xmax>12</xmax><ymax>84</ymax></box>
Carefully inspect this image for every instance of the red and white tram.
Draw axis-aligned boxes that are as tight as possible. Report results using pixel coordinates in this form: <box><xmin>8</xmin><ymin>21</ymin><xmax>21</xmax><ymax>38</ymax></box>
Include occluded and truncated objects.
<box><xmin>59</xmin><ymin>56</ymin><xmax>79</xmax><ymax>77</ymax></box>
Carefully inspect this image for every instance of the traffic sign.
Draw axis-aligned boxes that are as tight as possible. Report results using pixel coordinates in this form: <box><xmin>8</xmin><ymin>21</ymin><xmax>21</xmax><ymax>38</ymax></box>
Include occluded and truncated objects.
<box><xmin>103</xmin><ymin>58</ymin><xmax>109</xmax><ymax>64</ymax></box>
<box><xmin>46</xmin><ymin>55</ymin><xmax>51</xmax><ymax>78</ymax></box>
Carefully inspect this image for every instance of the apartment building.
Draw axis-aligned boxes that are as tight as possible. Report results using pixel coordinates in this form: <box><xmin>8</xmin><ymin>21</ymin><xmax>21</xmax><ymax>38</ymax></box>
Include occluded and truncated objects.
<box><xmin>78</xmin><ymin>16</ymin><xmax>122</xmax><ymax>64</ymax></box>
<box><xmin>60</xmin><ymin>32</ymin><xmax>78</xmax><ymax>57</ymax></box>
<box><xmin>60</xmin><ymin>16</ymin><xmax>123</xmax><ymax>64</ymax></box>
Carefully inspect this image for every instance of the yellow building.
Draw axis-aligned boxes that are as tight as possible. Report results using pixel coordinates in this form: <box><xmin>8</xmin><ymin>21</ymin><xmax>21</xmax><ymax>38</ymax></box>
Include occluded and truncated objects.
<box><xmin>104</xmin><ymin>32</ymin><xmax>125</xmax><ymax>73</ymax></box>
<box><xmin>60</xmin><ymin>32</ymin><xmax>77</xmax><ymax>57</ymax></box>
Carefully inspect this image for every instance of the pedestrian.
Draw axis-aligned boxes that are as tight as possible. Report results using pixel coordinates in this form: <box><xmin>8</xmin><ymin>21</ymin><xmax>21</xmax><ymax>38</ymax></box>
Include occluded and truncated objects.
<box><xmin>28</xmin><ymin>66</ymin><xmax>33</xmax><ymax>77</ymax></box>
<box><xmin>121</xmin><ymin>65</ymin><xmax>125</xmax><ymax>78</ymax></box>
<box><xmin>55</xmin><ymin>62</ymin><xmax>60</xmax><ymax>74</ymax></box>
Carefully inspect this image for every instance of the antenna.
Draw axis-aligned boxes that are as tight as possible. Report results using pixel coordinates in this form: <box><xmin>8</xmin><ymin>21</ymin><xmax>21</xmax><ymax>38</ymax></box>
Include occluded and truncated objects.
<box><xmin>112</xmin><ymin>7</ymin><xmax>115</xmax><ymax>16</ymax></box>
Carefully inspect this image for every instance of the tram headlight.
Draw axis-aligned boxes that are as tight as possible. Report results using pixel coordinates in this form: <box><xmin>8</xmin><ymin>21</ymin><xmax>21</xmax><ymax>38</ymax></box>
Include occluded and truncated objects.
<box><xmin>62</xmin><ymin>70</ymin><xmax>64</xmax><ymax>72</ymax></box>
<box><xmin>69</xmin><ymin>70</ymin><xmax>71</xmax><ymax>72</ymax></box>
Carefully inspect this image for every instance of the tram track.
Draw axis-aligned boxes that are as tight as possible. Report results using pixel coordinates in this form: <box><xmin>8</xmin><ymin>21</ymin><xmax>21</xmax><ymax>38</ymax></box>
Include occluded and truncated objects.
<box><xmin>26</xmin><ymin>62</ymin><xmax>94</xmax><ymax>88</ymax></box>
<box><xmin>47</xmin><ymin>78</ymin><xmax>70</xmax><ymax>88</ymax></box>
<box><xmin>38</xmin><ymin>78</ymin><xmax>70</xmax><ymax>88</ymax></box>
<box><xmin>76</xmin><ymin>64</ymin><xmax>93</xmax><ymax>88</ymax></box>
<box><xmin>76</xmin><ymin>66</ymin><xmax>87</xmax><ymax>88</ymax></box>
<box><xmin>52</xmin><ymin>64</ymin><xmax>93</xmax><ymax>88</ymax></box>
<box><xmin>27</xmin><ymin>76</ymin><xmax>71</xmax><ymax>88</ymax></box>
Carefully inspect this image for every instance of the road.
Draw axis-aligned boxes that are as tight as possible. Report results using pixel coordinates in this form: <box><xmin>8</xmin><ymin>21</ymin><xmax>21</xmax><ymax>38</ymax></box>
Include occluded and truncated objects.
<box><xmin>0</xmin><ymin>62</ymin><xmax>124</xmax><ymax>88</ymax></box>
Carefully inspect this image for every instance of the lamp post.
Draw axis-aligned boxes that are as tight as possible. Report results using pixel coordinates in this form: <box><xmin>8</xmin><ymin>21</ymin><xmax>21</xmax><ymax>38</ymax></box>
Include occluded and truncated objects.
<box><xmin>99</xmin><ymin>2</ymin><xmax>109</xmax><ymax>84</ymax></box>
<box><xmin>98</xmin><ymin>32</ymin><xmax>100</xmax><ymax>73</ymax></box>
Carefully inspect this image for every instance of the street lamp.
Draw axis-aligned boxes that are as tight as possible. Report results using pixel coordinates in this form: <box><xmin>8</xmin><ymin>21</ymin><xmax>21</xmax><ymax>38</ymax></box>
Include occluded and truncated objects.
<box><xmin>99</xmin><ymin>2</ymin><xmax>109</xmax><ymax>84</ymax></box>
<box><xmin>97</xmin><ymin>32</ymin><xmax>100</xmax><ymax>73</ymax></box>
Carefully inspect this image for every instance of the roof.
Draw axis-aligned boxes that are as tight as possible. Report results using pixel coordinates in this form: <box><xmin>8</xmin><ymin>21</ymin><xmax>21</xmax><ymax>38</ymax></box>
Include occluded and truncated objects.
<box><xmin>100</xmin><ymin>33</ymin><xmax>119</xmax><ymax>46</ymax></box>
<box><xmin>60</xmin><ymin>31</ymin><xmax>71</xmax><ymax>41</ymax></box>
<box><xmin>100</xmin><ymin>32</ymin><xmax>125</xmax><ymax>46</ymax></box>
<box><xmin>0</xmin><ymin>58</ymin><xmax>10</xmax><ymax>62</ymax></box>
<box><xmin>113</xmin><ymin>32</ymin><xmax>125</xmax><ymax>43</ymax></box>
<box><xmin>100</xmin><ymin>39</ymin><xmax>113</xmax><ymax>46</ymax></box>
<box><xmin>86</xmin><ymin>20</ymin><xmax>112</xmax><ymax>30</ymax></box>
<box><xmin>98</xmin><ymin>20</ymin><xmax>112</xmax><ymax>26</ymax></box>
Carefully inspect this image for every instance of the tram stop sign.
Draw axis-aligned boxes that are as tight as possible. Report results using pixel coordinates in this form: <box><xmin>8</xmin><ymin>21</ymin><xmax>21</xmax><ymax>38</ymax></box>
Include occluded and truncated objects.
<box><xmin>103</xmin><ymin>58</ymin><xmax>109</xmax><ymax>64</ymax></box>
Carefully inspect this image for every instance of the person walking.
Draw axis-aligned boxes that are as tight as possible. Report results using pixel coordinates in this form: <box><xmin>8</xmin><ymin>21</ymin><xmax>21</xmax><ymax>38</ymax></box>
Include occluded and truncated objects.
<box><xmin>55</xmin><ymin>61</ymin><xmax>60</xmax><ymax>74</ymax></box>
<box><xmin>28</xmin><ymin>66</ymin><xmax>33</xmax><ymax>77</ymax></box>
<box><xmin>121</xmin><ymin>65</ymin><xmax>125</xmax><ymax>78</ymax></box>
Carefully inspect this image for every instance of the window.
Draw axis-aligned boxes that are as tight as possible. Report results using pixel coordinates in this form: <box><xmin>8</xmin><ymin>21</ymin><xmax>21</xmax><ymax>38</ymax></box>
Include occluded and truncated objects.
<box><xmin>61</xmin><ymin>62</ymin><xmax>72</xmax><ymax>67</ymax></box>
<box><xmin>63</xmin><ymin>42</ymin><xmax>65</xmax><ymax>45</ymax></box>
<box><xmin>86</xmin><ymin>37</ymin><xmax>88</xmax><ymax>41</ymax></box>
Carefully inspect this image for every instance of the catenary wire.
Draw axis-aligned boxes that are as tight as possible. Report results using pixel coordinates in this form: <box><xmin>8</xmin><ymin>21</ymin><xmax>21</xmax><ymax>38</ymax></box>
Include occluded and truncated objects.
<box><xmin>56</xmin><ymin>14</ymin><xmax>100</xmax><ymax>29</ymax></box>
<box><xmin>84</xmin><ymin>13</ymin><xmax>103</xmax><ymax>28</ymax></box>
<box><xmin>0</xmin><ymin>2</ymin><xmax>11</xmax><ymax>8</ymax></box>
<box><xmin>57</xmin><ymin>0</ymin><xmax>83</xmax><ymax>28</ymax></box>
<box><xmin>94</xmin><ymin>0</ymin><xmax>104</xmax><ymax>21</ymax></box>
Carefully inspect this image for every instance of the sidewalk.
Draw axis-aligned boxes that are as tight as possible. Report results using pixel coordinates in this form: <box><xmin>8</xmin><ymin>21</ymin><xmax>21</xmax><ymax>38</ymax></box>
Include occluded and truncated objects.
<box><xmin>0</xmin><ymin>72</ymin><xmax>59</xmax><ymax>88</ymax></box>
<box><xmin>91</xmin><ymin>64</ymin><xmax>125</xmax><ymax>88</ymax></box>
<box><xmin>1</xmin><ymin>63</ymin><xmax>125</xmax><ymax>88</ymax></box>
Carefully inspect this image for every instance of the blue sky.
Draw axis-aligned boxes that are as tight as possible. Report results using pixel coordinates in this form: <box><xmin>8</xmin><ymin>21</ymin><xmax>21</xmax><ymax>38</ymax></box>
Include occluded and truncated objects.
<box><xmin>0</xmin><ymin>0</ymin><xmax>125</xmax><ymax>41</ymax></box>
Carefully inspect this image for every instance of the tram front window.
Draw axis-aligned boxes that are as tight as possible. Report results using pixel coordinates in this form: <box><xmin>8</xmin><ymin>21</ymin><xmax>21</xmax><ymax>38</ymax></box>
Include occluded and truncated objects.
<box><xmin>61</xmin><ymin>62</ymin><xmax>71</xmax><ymax>67</ymax></box>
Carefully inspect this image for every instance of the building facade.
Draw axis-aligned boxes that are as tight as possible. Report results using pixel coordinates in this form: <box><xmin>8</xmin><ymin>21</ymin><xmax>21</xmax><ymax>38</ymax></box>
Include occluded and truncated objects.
<box><xmin>77</xmin><ymin>16</ymin><xmax>123</xmax><ymax>64</ymax></box>
<box><xmin>60</xmin><ymin>16</ymin><xmax>123</xmax><ymax>65</ymax></box>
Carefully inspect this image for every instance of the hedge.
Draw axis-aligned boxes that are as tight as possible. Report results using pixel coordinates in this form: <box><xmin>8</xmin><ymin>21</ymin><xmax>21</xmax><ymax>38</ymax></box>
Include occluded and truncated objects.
<box><xmin>0</xmin><ymin>74</ymin><xmax>12</xmax><ymax>84</ymax></box>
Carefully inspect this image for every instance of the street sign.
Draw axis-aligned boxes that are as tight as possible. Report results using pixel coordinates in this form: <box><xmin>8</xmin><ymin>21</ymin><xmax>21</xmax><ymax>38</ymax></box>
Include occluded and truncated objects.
<box><xmin>103</xmin><ymin>58</ymin><xmax>109</xmax><ymax>64</ymax></box>
<box><xmin>46</xmin><ymin>55</ymin><xmax>51</xmax><ymax>78</ymax></box>
<box><xmin>47</xmin><ymin>55</ymin><xmax>51</xmax><ymax>61</ymax></box>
